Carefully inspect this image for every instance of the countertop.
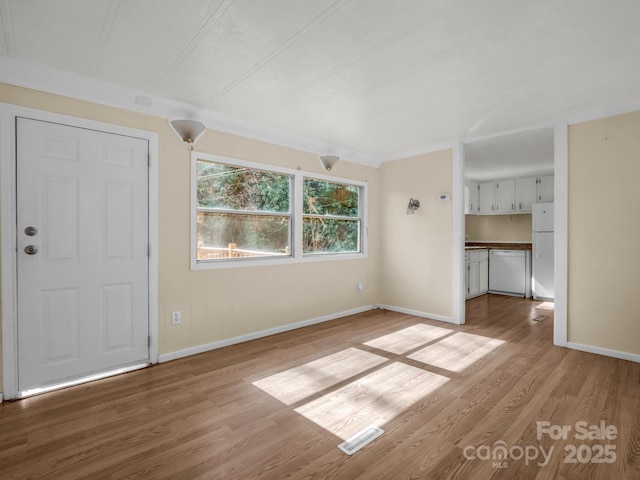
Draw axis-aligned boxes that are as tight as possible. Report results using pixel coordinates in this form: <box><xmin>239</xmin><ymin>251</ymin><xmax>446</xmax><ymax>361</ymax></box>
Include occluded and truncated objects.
<box><xmin>465</xmin><ymin>242</ymin><xmax>532</xmax><ymax>251</ymax></box>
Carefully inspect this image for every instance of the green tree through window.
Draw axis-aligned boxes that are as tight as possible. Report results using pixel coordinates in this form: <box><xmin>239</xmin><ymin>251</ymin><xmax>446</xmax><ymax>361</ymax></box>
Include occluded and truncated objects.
<box><xmin>194</xmin><ymin>156</ymin><xmax>365</xmax><ymax>264</ymax></box>
<box><xmin>303</xmin><ymin>179</ymin><xmax>361</xmax><ymax>254</ymax></box>
<box><xmin>196</xmin><ymin>161</ymin><xmax>292</xmax><ymax>259</ymax></box>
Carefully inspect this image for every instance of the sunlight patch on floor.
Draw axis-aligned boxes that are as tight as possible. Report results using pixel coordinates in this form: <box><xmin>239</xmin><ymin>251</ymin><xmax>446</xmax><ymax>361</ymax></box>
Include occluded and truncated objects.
<box><xmin>363</xmin><ymin>323</ymin><xmax>453</xmax><ymax>355</ymax></box>
<box><xmin>408</xmin><ymin>332</ymin><xmax>505</xmax><ymax>372</ymax></box>
<box><xmin>535</xmin><ymin>301</ymin><xmax>555</xmax><ymax>310</ymax></box>
<box><xmin>252</xmin><ymin>347</ymin><xmax>388</xmax><ymax>405</ymax></box>
<box><xmin>294</xmin><ymin>362</ymin><xmax>448</xmax><ymax>440</ymax></box>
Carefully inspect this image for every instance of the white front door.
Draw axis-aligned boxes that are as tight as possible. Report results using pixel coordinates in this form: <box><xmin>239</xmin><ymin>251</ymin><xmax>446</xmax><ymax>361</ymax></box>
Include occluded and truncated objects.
<box><xmin>16</xmin><ymin>117</ymin><xmax>150</xmax><ymax>393</ymax></box>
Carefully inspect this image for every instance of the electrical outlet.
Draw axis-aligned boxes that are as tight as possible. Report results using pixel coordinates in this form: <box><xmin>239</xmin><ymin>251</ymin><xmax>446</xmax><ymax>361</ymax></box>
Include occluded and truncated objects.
<box><xmin>171</xmin><ymin>311</ymin><xmax>181</xmax><ymax>325</ymax></box>
<box><xmin>356</xmin><ymin>282</ymin><xmax>363</xmax><ymax>292</ymax></box>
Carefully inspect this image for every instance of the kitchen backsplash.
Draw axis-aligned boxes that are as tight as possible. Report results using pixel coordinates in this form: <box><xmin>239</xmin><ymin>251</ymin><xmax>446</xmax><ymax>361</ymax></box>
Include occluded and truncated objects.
<box><xmin>465</xmin><ymin>214</ymin><xmax>532</xmax><ymax>242</ymax></box>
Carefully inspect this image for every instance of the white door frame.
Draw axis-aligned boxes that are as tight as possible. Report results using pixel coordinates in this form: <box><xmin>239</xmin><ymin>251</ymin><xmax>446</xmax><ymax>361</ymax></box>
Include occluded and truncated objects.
<box><xmin>553</xmin><ymin>121</ymin><xmax>568</xmax><ymax>347</ymax></box>
<box><xmin>452</xmin><ymin>141</ymin><xmax>466</xmax><ymax>325</ymax></box>
<box><xmin>1</xmin><ymin>104</ymin><xmax>159</xmax><ymax>400</ymax></box>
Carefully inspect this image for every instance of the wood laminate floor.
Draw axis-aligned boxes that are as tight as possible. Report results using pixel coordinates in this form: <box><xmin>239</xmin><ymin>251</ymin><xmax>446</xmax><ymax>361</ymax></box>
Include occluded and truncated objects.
<box><xmin>1</xmin><ymin>294</ymin><xmax>639</xmax><ymax>479</ymax></box>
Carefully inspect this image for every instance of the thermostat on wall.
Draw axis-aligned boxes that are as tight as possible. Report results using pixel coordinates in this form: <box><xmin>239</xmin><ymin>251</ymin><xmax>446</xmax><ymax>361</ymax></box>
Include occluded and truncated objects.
<box><xmin>438</xmin><ymin>193</ymin><xmax>450</xmax><ymax>201</ymax></box>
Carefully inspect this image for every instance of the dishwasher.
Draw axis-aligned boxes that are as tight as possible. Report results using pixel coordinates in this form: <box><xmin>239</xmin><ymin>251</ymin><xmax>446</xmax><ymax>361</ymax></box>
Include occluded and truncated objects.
<box><xmin>489</xmin><ymin>249</ymin><xmax>532</xmax><ymax>297</ymax></box>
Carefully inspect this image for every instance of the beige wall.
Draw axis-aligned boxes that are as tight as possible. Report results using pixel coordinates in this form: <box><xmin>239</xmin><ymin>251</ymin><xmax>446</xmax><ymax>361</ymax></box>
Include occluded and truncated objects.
<box><xmin>465</xmin><ymin>214</ymin><xmax>532</xmax><ymax>242</ymax></box>
<box><xmin>0</xmin><ymin>83</ymin><xmax>381</xmax><ymax>389</ymax></box>
<box><xmin>568</xmin><ymin>110</ymin><xmax>640</xmax><ymax>356</ymax></box>
<box><xmin>379</xmin><ymin>149</ymin><xmax>453</xmax><ymax>319</ymax></box>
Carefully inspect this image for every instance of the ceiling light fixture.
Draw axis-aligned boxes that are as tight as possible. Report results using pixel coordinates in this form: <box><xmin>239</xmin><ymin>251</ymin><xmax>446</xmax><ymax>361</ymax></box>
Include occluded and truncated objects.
<box><xmin>169</xmin><ymin>119</ymin><xmax>206</xmax><ymax>150</ymax></box>
<box><xmin>319</xmin><ymin>155</ymin><xmax>339</xmax><ymax>171</ymax></box>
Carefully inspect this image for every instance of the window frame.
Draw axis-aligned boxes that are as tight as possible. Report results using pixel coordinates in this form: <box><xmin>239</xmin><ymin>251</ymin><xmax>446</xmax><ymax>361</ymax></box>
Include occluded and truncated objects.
<box><xmin>191</xmin><ymin>152</ymin><xmax>367</xmax><ymax>270</ymax></box>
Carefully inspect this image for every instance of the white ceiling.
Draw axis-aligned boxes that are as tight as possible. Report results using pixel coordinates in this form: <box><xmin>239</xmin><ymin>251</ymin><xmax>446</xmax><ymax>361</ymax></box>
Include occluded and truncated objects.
<box><xmin>0</xmin><ymin>0</ymin><xmax>639</xmax><ymax>168</ymax></box>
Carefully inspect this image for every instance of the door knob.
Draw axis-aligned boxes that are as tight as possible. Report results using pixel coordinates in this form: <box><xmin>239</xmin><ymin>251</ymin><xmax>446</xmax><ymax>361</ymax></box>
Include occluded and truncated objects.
<box><xmin>24</xmin><ymin>245</ymin><xmax>38</xmax><ymax>255</ymax></box>
<box><xmin>24</xmin><ymin>226</ymin><xmax>38</xmax><ymax>236</ymax></box>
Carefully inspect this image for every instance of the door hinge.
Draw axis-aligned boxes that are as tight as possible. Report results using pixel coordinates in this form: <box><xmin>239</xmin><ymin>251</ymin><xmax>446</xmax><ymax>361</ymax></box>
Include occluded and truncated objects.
<box><xmin>147</xmin><ymin>244</ymin><xmax>151</xmax><ymax>257</ymax></box>
<box><xmin>148</xmin><ymin>336</ymin><xmax>151</xmax><ymax>348</ymax></box>
<box><xmin>147</xmin><ymin>154</ymin><xmax>151</xmax><ymax>166</ymax></box>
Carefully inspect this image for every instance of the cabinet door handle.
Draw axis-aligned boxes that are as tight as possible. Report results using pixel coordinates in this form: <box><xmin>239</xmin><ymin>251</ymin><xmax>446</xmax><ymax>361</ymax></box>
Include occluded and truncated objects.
<box><xmin>512</xmin><ymin>203</ymin><xmax>514</xmax><ymax>210</ymax></box>
<box><xmin>519</xmin><ymin>202</ymin><xmax>522</xmax><ymax>210</ymax></box>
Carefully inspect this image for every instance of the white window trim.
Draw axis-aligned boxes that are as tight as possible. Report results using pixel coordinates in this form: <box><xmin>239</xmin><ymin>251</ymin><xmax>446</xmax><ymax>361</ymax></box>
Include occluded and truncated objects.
<box><xmin>191</xmin><ymin>152</ymin><xmax>368</xmax><ymax>270</ymax></box>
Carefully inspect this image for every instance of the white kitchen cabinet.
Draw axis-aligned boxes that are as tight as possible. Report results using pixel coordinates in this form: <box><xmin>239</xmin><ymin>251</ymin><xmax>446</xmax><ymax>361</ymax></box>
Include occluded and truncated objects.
<box><xmin>468</xmin><ymin>261</ymin><xmax>480</xmax><ymax>296</ymax></box>
<box><xmin>474</xmin><ymin>174</ymin><xmax>554</xmax><ymax>214</ymax></box>
<box><xmin>496</xmin><ymin>179</ymin><xmax>516</xmax><ymax>213</ymax></box>
<box><xmin>464</xmin><ymin>180</ymin><xmax>479</xmax><ymax>215</ymax></box>
<box><xmin>466</xmin><ymin>249</ymin><xmax>489</xmax><ymax>299</ymax></box>
<box><xmin>516</xmin><ymin>175</ymin><xmax>554</xmax><ymax>212</ymax></box>
<box><xmin>479</xmin><ymin>180</ymin><xmax>515</xmax><ymax>214</ymax></box>
<box><xmin>538</xmin><ymin>175</ymin><xmax>554</xmax><ymax>203</ymax></box>
<box><xmin>478</xmin><ymin>182</ymin><xmax>496</xmax><ymax>215</ymax></box>
<box><xmin>517</xmin><ymin>177</ymin><xmax>538</xmax><ymax>212</ymax></box>
<box><xmin>479</xmin><ymin>257</ymin><xmax>489</xmax><ymax>292</ymax></box>
<box><xmin>468</xmin><ymin>180</ymin><xmax>479</xmax><ymax>214</ymax></box>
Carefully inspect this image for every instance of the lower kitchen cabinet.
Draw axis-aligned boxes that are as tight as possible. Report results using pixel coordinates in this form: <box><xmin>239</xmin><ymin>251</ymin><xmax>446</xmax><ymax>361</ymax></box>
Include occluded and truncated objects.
<box><xmin>466</xmin><ymin>249</ymin><xmax>489</xmax><ymax>299</ymax></box>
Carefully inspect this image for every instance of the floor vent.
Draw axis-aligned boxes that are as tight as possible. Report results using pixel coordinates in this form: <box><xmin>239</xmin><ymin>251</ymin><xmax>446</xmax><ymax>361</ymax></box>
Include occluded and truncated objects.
<box><xmin>338</xmin><ymin>425</ymin><xmax>384</xmax><ymax>455</ymax></box>
<box><xmin>533</xmin><ymin>315</ymin><xmax>548</xmax><ymax>322</ymax></box>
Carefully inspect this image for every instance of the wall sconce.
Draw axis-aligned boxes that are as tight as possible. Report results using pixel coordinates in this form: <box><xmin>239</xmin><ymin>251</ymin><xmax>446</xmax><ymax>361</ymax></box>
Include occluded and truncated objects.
<box><xmin>319</xmin><ymin>155</ymin><xmax>339</xmax><ymax>171</ymax></box>
<box><xmin>169</xmin><ymin>119</ymin><xmax>206</xmax><ymax>150</ymax></box>
<box><xmin>407</xmin><ymin>198</ymin><xmax>420</xmax><ymax>214</ymax></box>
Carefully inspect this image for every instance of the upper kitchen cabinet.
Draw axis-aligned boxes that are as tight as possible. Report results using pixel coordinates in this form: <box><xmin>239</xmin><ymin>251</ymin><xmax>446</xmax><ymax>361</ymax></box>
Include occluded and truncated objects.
<box><xmin>474</xmin><ymin>174</ymin><xmax>554</xmax><ymax>215</ymax></box>
<box><xmin>538</xmin><ymin>175</ymin><xmax>554</xmax><ymax>203</ymax></box>
<box><xmin>517</xmin><ymin>176</ymin><xmax>538</xmax><ymax>212</ymax></box>
<box><xmin>478</xmin><ymin>179</ymin><xmax>516</xmax><ymax>214</ymax></box>
<box><xmin>496</xmin><ymin>179</ymin><xmax>516</xmax><ymax>213</ymax></box>
<box><xmin>478</xmin><ymin>181</ymin><xmax>496</xmax><ymax>214</ymax></box>
<box><xmin>469</xmin><ymin>180</ymin><xmax>479</xmax><ymax>214</ymax></box>
<box><xmin>517</xmin><ymin>175</ymin><xmax>554</xmax><ymax>212</ymax></box>
<box><xmin>464</xmin><ymin>179</ymin><xmax>479</xmax><ymax>214</ymax></box>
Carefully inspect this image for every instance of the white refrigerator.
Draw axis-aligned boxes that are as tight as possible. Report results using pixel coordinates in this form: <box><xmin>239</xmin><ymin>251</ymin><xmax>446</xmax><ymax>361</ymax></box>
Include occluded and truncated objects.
<box><xmin>532</xmin><ymin>202</ymin><xmax>554</xmax><ymax>300</ymax></box>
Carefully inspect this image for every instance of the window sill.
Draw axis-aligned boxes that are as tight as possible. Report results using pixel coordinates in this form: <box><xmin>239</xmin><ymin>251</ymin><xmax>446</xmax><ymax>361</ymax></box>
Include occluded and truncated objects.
<box><xmin>190</xmin><ymin>252</ymin><xmax>368</xmax><ymax>271</ymax></box>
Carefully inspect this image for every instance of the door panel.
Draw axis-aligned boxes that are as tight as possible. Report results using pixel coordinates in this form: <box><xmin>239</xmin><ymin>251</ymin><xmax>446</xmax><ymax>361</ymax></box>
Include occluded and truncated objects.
<box><xmin>43</xmin><ymin>288</ymin><xmax>79</xmax><ymax>362</ymax></box>
<box><xmin>43</xmin><ymin>177</ymin><xmax>79</xmax><ymax>260</ymax></box>
<box><xmin>102</xmin><ymin>283</ymin><xmax>134</xmax><ymax>351</ymax></box>
<box><xmin>16</xmin><ymin>117</ymin><xmax>150</xmax><ymax>392</ymax></box>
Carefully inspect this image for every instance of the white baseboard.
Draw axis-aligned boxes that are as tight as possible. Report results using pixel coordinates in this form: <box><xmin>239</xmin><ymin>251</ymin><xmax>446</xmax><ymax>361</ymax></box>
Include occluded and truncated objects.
<box><xmin>377</xmin><ymin>304</ymin><xmax>453</xmax><ymax>324</ymax></box>
<box><xmin>158</xmin><ymin>305</ymin><xmax>377</xmax><ymax>363</ymax></box>
<box><xmin>566</xmin><ymin>342</ymin><xmax>640</xmax><ymax>364</ymax></box>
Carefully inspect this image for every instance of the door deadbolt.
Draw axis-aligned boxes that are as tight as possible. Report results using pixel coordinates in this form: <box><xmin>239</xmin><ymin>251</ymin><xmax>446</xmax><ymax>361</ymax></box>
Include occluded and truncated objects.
<box><xmin>24</xmin><ymin>245</ymin><xmax>38</xmax><ymax>255</ymax></box>
<box><xmin>24</xmin><ymin>226</ymin><xmax>38</xmax><ymax>236</ymax></box>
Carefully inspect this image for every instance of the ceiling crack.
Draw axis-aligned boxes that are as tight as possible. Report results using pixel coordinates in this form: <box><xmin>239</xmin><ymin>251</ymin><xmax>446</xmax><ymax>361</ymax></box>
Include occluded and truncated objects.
<box><xmin>89</xmin><ymin>0</ymin><xmax>122</xmax><ymax>76</ymax></box>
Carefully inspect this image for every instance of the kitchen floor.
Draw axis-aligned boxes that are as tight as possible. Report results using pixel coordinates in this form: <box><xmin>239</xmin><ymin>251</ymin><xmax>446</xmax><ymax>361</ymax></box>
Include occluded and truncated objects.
<box><xmin>466</xmin><ymin>293</ymin><xmax>555</xmax><ymax>326</ymax></box>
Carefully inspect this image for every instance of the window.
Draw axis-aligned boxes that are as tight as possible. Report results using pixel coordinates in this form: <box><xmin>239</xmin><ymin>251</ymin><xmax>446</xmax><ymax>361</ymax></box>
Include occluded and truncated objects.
<box><xmin>192</xmin><ymin>153</ymin><xmax>366</xmax><ymax>269</ymax></box>
<box><xmin>303</xmin><ymin>178</ymin><xmax>362</xmax><ymax>254</ymax></box>
<box><xmin>195</xmin><ymin>159</ymin><xmax>292</xmax><ymax>261</ymax></box>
